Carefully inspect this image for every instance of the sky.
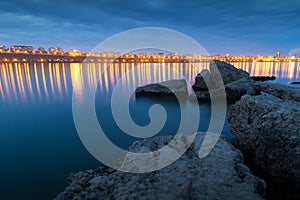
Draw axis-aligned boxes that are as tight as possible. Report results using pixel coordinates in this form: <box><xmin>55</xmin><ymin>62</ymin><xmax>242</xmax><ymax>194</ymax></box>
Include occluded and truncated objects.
<box><xmin>0</xmin><ymin>0</ymin><xmax>299</xmax><ymax>55</ymax></box>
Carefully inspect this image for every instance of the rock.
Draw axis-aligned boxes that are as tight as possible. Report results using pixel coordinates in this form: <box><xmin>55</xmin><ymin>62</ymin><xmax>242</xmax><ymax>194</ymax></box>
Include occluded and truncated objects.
<box><xmin>191</xmin><ymin>78</ymin><xmax>258</xmax><ymax>103</ymax></box>
<box><xmin>189</xmin><ymin>88</ymin><xmax>226</xmax><ymax>103</ymax></box>
<box><xmin>135</xmin><ymin>79</ymin><xmax>188</xmax><ymax>98</ymax></box>
<box><xmin>192</xmin><ymin>69</ymin><xmax>215</xmax><ymax>91</ymax></box>
<box><xmin>225</xmin><ymin>78</ymin><xmax>258</xmax><ymax>103</ymax></box>
<box><xmin>254</xmin><ymin>81</ymin><xmax>300</xmax><ymax>102</ymax></box>
<box><xmin>192</xmin><ymin>60</ymin><xmax>249</xmax><ymax>92</ymax></box>
<box><xmin>290</xmin><ymin>81</ymin><xmax>300</xmax><ymax>85</ymax></box>
<box><xmin>250</xmin><ymin>76</ymin><xmax>276</xmax><ymax>81</ymax></box>
<box><xmin>55</xmin><ymin>133</ymin><xmax>265</xmax><ymax>200</ymax></box>
<box><xmin>189</xmin><ymin>90</ymin><xmax>211</xmax><ymax>102</ymax></box>
<box><xmin>228</xmin><ymin>95</ymin><xmax>300</xmax><ymax>199</ymax></box>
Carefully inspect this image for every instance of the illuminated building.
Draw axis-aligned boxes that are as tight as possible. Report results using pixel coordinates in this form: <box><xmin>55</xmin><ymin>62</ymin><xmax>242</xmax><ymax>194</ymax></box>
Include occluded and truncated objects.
<box><xmin>276</xmin><ymin>51</ymin><xmax>281</xmax><ymax>58</ymax></box>
<box><xmin>67</xmin><ymin>49</ymin><xmax>82</xmax><ymax>56</ymax></box>
<box><xmin>10</xmin><ymin>45</ymin><xmax>34</xmax><ymax>53</ymax></box>
<box><xmin>37</xmin><ymin>47</ymin><xmax>46</xmax><ymax>53</ymax></box>
<box><xmin>48</xmin><ymin>47</ymin><xmax>63</xmax><ymax>54</ymax></box>
<box><xmin>0</xmin><ymin>44</ymin><xmax>6</xmax><ymax>52</ymax></box>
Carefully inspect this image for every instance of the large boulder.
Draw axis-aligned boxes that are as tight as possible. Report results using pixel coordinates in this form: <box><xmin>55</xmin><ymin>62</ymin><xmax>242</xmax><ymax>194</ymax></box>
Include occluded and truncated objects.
<box><xmin>55</xmin><ymin>133</ymin><xmax>265</xmax><ymax>200</ymax></box>
<box><xmin>192</xmin><ymin>60</ymin><xmax>249</xmax><ymax>91</ymax></box>
<box><xmin>225</xmin><ymin>78</ymin><xmax>258</xmax><ymax>103</ymax></box>
<box><xmin>191</xmin><ymin>78</ymin><xmax>258</xmax><ymax>103</ymax></box>
<box><xmin>254</xmin><ymin>81</ymin><xmax>300</xmax><ymax>102</ymax></box>
<box><xmin>135</xmin><ymin>79</ymin><xmax>188</xmax><ymax>98</ymax></box>
<box><xmin>228</xmin><ymin>95</ymin><xmax>300</xmax><ymax>199</ymax></box>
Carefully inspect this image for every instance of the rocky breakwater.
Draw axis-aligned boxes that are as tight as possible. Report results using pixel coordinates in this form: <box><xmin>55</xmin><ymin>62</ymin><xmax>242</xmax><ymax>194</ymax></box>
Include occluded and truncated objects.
<box><xmin>55</xmin><ymin>133</ymin><xmax>265</xmax><ymax>200</ymax></box>
<box><xmin>228</xmin><ymin>94</ymin><xmax>300</xmax><ymax>199</ymax></box>
<box><xmin>191</xmin><ymin>60</ymin><xmax>258</xmax><ymax>103</ymax></box>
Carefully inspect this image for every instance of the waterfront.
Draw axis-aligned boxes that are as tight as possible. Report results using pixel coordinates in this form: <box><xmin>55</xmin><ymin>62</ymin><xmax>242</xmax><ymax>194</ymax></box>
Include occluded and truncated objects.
<box><xmin>0</xmin><ymin>61</ymin><xmax>299</xmax><ymax>199</ymax></box>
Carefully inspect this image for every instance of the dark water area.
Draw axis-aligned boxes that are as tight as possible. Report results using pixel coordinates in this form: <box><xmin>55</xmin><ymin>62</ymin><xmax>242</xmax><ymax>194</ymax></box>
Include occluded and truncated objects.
<box><xmin>0</xmin><ymin>61</ymin><xmax>299</xmax><ymax>199</ymax></box>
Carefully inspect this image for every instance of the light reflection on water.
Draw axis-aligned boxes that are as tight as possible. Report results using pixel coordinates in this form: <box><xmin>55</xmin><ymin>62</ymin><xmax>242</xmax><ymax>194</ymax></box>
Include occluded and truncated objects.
<box><xmin>0</xmin><ymin>62</ymin><xmax>208</xmax><ymax>103</ymax></box>
<box><xmin>0</xmin><ymin>61</ymin><xmax>299</xmax><ymax>102</ymax></box>
<box><xmin>0</xmin><ymin>61</ymin><xmax>299</xmax><ymax>200</ymax></box>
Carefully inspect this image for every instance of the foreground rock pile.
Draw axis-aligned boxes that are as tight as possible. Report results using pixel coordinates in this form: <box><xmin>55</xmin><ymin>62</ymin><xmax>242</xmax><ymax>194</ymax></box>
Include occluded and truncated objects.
<box><xmin>55</xmin><ymin>133</ymin><xmax>265</xmax><ymax>200</ymax></box>
<box><xmin>57</xmin><ymin>60</ymin><xmax>300</xmax><ymax>199</ymax></box>
<box><xmin>228</xmin><ymin>94</ymin><xmax>300</xmax><ymax>199</ymax></box>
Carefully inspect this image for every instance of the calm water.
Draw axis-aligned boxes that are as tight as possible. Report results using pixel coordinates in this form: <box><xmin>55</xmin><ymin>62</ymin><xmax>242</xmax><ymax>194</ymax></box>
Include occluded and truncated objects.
<box><xmin>0</xmin><ymin>61</ymin><xmax>299</xmax><ymax>200</ymax></box>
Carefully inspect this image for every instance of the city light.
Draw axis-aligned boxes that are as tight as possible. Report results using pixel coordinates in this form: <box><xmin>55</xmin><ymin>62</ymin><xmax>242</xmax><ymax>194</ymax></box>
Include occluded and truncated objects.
<box><xmin>0</xmin><ymin>44</ymin><xmax>299</xmax><ymax>63</ymax></box>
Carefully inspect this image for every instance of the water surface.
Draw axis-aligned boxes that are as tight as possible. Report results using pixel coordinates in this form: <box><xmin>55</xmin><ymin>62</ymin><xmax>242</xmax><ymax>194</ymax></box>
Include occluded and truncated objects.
<box><xmin>0</xmin><ymin>61</ymin><xmax>299</xmax><ymax>199</ymax></box>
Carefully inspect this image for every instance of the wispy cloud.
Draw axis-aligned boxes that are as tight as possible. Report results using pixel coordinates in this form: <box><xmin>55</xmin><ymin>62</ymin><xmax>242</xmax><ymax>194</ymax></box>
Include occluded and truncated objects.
<box><xmin>0</xmin><ymin>0</ymin><xmax>299</xmax><ymax>54</ymax></box>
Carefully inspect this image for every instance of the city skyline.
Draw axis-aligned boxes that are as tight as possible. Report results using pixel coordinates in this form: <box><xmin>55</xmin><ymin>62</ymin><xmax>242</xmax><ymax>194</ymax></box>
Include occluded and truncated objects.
<box><xmin>0</xmin><ymin>43</ymin><xmax>298</xmax><ymax>58</ymax></box>
<box><xmin>0</xmin><ymin>0</ymin><xmax>299</xmax><ymax>55</ymax></box>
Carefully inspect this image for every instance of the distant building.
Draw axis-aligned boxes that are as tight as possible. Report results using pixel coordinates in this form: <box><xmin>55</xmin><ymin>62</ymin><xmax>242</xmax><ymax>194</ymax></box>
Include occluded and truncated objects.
<box><xmin>0</xmin><ymin>44</ymin><xmax>6</xmax><ymax>52</ymax></box>
<box><xmin>48</xmin><ymin>47</ymin><xmax>63</xmax><ymax>54</ymax></box>
<box><xmin>275</xmin><ymin>51</ymin><xmax>281</xmax><ymax>58</ymax></box>
<box><xmin>37</xmin><ymin>47</ymin><xmax>46</xmax><ymax>53</ymax></box>
<box><xmin>10</xmin><ymin>45</ymin><xmax>34</xmax><ymax>53</ymax></box>
<box><xmin>67</xmin><ymin>49</ymin><xmax>82</xmax><ymax>56</ymax></box>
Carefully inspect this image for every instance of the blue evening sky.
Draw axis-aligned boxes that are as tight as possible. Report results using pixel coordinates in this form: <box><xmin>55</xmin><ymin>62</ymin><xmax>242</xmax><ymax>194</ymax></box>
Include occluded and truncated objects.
<box><xmin>0</xmin><ymin>0</ymin><xmax>299</xmax><ymax>55</ymax></box>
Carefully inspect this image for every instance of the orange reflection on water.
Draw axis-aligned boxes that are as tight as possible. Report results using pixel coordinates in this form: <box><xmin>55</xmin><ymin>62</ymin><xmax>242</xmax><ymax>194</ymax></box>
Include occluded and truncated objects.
<box><xmin>41</xmin><ymin>63</ymin><xmax>49</xmax><ymax>99</ymax></box>
<box><xmin>55</xmin><ymin>64</ymin><xmax>63</xmax><ymax>98</ymax></box>
<box><xmin>34</xmin><ymin>63</ymin><xmax>41</xmax><ymax>99</ymax></box>
<box><xmin>9</xmin><ymin>64</ymin><xmax>17</xmax><ymax>101</ymax></box>
<box><xmin>48</xmin><ymin>64</ymin><xmax>55</xmax><ymax>97</ymax></box>
<box><xmin>1</xmin><ymin>64</ymin><xmax>11</xmax><ymax>100</ymax></box>
<box><xmin>62</xmin><ymin>64</ymin><xmax>68</xmax><ymax>96</ymax></box>
<box><xmin>70</xmin><ymin>63</ymin><xmax>84</xmax><ymax>96</ymax></box>
<box><xmin>0</xmin><ymin>73</ymin><xmax>4</xmax><ymax>100</ymax></box>
<box><xmin>231</xmin><ymin>61</ymin><xmax>300</xmax><ymax>80</ymax></box>
<box><xmin>24</xmin><ymin>63</ymin><xmax>33</xmax><ymax>100</ymax></box>
<box><xmin>0</xmin><ymin>61</ymin><xmax>299</xmax><ymax>103</ymax></box>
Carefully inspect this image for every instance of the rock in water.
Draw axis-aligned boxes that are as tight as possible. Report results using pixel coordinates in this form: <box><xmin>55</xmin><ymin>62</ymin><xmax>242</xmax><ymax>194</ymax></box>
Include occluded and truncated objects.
<box><xmin>192</xmin><ymin>69</ymin><xmax>215</xmax><ymax>91</ymax></box>
<box><xmin>192</xmin><ymin>60</ymin><xmax>249</xmax><ymax>92</ymax></box>
<box><xmin>135</xmin><ymin>79</ymin><xmax>188</xmax><ymax>98</ymax></box>
<box><xmin>228</xmin><ymin>95</ymin><xmax>300</xmax><ymax>199</ymax></box>
<box><xmin>254</xmin><ymin>81</ymin><xmax>300</xmax><ymax>102</ymax></box>
<box><xmin>224</xmin><ymin>78</ymin><xmax>259</xmax><ymax>103</ymax></box>
<box><xmin>290</xmin><ymin>81</ymin><xmax>300</xmax><ymax>85</ymax></box>
<box><xmin>250</xmin><ymin>76</ymin><xmax>276</xmax><ymax>81</ymax></box>
<box><xmin>55</xmin><ymin>133</ymin><xmax>265</xmax><ymax>200</ymax></box>
<box><xmin>191</xmin><ymin>78</ymin><xmax>259</xmax><ymax>103</ymax></box>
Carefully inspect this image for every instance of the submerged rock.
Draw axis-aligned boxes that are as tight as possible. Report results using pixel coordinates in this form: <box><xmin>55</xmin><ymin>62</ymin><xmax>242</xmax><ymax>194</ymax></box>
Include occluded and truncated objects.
<box><xmin>192</xmin><ymin>60</ymin><xmax>249</xmax><ymax>92</ymax></box>
<box><xmin>55</xmin><ymin>133</ymin><xmax>265</xmax><ymax>200</ymax></box>
<box><xmin>254</xmin><ymin>81</ymin><xmax>300</xmax><ymax>102</ymax></box>
<box><xmin>250</xmin><ymin>76</ymin><xmax>276</xmax><ymax>81</ymax></box>
<box><xmin>290</xmin><ymin>81</ymin><xmax>300</xmax><ymax>85</ymax></box>
<box><xmin>135</xmin><ymin>79</ymin><xmax>188</xmax><ymax>98</ymax></box>
<box><xmin>228</xmin><ymin>95</ymin><xmax>300</xmax><ymax>199</ymax></box>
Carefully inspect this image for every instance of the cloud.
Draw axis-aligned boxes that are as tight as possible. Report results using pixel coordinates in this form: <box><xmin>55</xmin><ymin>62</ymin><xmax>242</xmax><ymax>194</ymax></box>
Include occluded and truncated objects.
<box><xmin>0</xmin><ymin>0</ymin><xmax>299</xmax><ymax>54</ymax></box>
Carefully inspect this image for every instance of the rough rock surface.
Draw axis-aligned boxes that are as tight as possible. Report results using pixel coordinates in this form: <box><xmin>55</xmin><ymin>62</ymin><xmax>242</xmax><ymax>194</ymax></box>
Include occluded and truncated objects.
<box><xmin>228</xmin><ymin>95</ymin><xmax>300</xmax><ymax>199</ymax></box>
<box><xmin>192</xmin><ymin>60</ymin><xmax>249</xmax><ymax>91</ymax></box>
<box><xmin>224</xmin><ymin>78</ymin><xmax>258</xmax><ymax>103</ymax></box>
<box><xmin>254</xmin><ymin>81</ymin><xmax>300</xmax><ymax>102</ymax></box>
<box><xmin>191</xmin><ymin>78</ymin><xmax>258</xmax><ymax>103</ymax></box>
<box><xmin>135</xmin><ymin>79</ymin><xmax>188</xmax><ymax>97</ymax></box>
<box><xmin>55</xmin><ymin>133</ymin><xmax>265</xmax><ymax>200</ymax></box>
